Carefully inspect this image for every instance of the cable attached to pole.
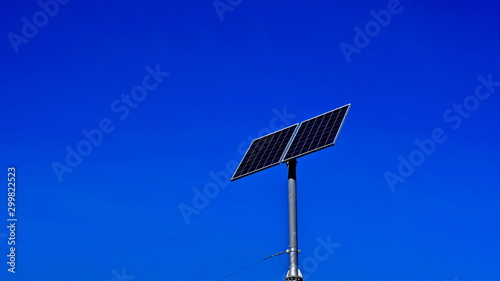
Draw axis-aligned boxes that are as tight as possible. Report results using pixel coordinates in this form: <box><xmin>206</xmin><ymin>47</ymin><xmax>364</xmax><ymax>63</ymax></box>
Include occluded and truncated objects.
<box><xmin>214</xmin><ymin>250</ymin><xmax>287</xmax><ymax>281</ymax></box>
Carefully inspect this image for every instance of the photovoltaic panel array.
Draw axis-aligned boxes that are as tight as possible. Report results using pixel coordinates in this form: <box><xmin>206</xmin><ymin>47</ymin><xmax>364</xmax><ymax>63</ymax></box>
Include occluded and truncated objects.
<box><xmin>231</xmin><ymin>124</ymin><xmax>299</xmax><ymax>181</ymax></box>
<box><xmin>231</xmin><ymin>104</ymin><xmax>350</xmax><ymax>181</ymax></box>
<box><xmin>281</xmin><ymin>104</ymin><xmax>350</xmax><ymax>162</ymax></box>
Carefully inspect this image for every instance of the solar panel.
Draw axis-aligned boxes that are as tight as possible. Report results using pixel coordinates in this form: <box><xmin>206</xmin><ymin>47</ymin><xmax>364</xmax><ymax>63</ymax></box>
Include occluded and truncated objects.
<box><xmin>281</xmin><ymin>104</ymin><xmax>350</xmax><ymax>162</ymax></box>
<box><xmin>231</xmin><ymin>124</ymin><xmax>299</xmax><ymax>181</ymax></box>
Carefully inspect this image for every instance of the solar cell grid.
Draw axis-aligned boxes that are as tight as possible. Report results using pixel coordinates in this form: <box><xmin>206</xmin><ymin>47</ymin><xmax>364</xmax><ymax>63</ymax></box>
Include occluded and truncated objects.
<box><xmin>281</xmin><ymin>104</ymin><xmax>350</xmax><ymax>162</ymax></box>
<box><xmin>231</xmin><ymin>104</ymin><xmax>350</xmax><ymax>181</ymax></box>
<box><xmin>231</xmin><ymin>124</ymin><xmax>298</xmax><ymax>180</ymax></box>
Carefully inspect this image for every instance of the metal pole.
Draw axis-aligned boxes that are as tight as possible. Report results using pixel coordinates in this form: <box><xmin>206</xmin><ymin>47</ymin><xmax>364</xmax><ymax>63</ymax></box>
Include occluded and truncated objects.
<box><xmin>285</xmin><ymin>159</ymin><xmax>302</xmax><ymax>281</ymax></box>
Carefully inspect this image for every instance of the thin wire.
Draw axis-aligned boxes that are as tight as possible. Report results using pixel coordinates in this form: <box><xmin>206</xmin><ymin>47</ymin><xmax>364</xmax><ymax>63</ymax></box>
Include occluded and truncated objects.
<box><xmin>214</xmin><ymin>250</ymin><xmax>287</xmax><ymax>281</ymax></box>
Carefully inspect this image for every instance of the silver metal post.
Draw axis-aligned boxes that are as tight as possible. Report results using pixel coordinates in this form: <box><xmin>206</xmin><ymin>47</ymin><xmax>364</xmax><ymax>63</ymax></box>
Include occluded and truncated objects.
<box><xmin>285</xmin><ymin>159</ymin><xmax>302</xmax><ymax>281</ymax></box>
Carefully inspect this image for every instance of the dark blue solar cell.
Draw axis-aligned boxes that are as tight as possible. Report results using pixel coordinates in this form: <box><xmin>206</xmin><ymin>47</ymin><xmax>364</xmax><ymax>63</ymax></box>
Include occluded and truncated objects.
<box><xmin>231</xmin><ymin>124</ymin><xmax>298</xmax><ymax>180</ymax></box>
<box><xmin>281</xmin><ymin>104</ymin><xmax>350</xmax><ymax>162</ymax></box>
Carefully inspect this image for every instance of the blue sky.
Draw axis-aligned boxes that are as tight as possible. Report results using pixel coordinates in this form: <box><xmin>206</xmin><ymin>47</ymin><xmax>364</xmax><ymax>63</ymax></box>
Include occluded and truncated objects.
<box><xmin>1</xmin><ymin>0</ymin><xmax>499</xmax><ymax>280</ymax></box>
